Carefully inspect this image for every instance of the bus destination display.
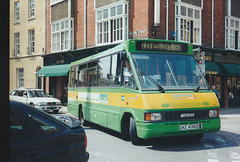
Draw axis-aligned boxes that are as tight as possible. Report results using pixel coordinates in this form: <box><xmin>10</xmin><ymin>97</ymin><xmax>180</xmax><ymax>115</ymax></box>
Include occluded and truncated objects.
<box><xmin>136</xmin><ymin>41</ymin><xmax>188</xmax><ymax>53</ymax></box>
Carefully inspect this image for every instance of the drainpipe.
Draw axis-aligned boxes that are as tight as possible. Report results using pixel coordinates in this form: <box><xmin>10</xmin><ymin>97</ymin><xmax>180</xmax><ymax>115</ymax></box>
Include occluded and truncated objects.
<box><xmin>212</xmin><ymin>0</ymin><xmax>214</xmax><ymax>48</ymax></box>
<box><xmin>166</xmin><ymin>0</ymin><xmax>169</xmax><ymax>40</ymax></box>
<box><xmin>84</xmin><ymin>0</ymin><xmax>87</xmax><ymax>48</ymax></box>
<box><xmin>44</xmin><ymin>0</ymin><xmax>46</xmax><ymax>55</ymax></box>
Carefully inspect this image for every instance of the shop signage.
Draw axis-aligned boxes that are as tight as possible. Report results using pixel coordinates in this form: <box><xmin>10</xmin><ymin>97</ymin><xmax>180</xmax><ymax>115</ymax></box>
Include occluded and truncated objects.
<box><xmin>206</xmin><ymin>71</ymin><xmax>218</xmax><ymax>75</ymax></box>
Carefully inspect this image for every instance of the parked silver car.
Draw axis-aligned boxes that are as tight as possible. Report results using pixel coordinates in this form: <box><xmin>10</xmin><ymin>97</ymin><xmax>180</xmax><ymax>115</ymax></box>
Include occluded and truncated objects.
<box><xmin>9</xmin><ymin>88</ymin><xmax>61</xmax><ymax>113</ymax></box>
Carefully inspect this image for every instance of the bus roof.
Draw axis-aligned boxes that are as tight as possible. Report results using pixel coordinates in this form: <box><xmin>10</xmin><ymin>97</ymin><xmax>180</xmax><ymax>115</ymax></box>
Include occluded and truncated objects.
<box><xmin>70</xmin><ymin>39</ymin><xmax>193</xmax><ymax>66</ymax></box>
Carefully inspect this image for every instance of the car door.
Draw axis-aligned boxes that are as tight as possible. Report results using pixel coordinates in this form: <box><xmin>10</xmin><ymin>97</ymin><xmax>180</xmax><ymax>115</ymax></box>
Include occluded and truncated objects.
<box><xmin>10</xmin><ymin>90</ymin><xmax>27</xmax><ymax>103</ymax></box>
<box><xmin>10</xmin><ymin>105</ymin><xmax>67</xmax><ymax>161</ymax></box>
<box><xmin>10</xmin><ymin>111</ymin><xmax>46</xmax><ymax>162</ymax></box>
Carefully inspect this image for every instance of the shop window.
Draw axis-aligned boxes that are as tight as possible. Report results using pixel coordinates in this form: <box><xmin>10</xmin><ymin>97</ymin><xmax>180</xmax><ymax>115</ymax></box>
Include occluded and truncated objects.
<box><xmin>227</xmin><ymin>76</ymin><xmax>240</xmax><ymax>99</ymax></box>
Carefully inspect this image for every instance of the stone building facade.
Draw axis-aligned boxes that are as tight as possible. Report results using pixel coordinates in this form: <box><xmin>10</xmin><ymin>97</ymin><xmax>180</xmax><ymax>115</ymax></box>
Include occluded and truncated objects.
<box><xmin>9</xmin><ymin>0</ymin><xmax>45</xmax><ymax>91</ymax></box>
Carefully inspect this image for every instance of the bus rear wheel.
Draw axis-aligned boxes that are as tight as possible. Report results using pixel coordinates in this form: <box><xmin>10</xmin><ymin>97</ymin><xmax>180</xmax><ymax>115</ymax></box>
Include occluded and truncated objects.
<box><xmin>130</xmin><ymin>117</ymin><xmax>141</xmax><ymax>145</ymax></box>
<box><xmin>79</xmin><ymin>108</ymin><xmax>88</xmax><ymax>126</ymax></box>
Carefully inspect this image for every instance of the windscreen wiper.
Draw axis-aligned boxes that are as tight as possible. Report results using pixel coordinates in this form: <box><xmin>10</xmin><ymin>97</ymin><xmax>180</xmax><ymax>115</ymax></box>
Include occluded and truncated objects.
<box><xmin>138</xmin><ymin>69</ymin><xmax>165</xmax><ymax>93</ymax></box>
<box><xmin>195</xmin><ymin>76</ymin><xmax>204</xmax><ymax>92</ymax></box>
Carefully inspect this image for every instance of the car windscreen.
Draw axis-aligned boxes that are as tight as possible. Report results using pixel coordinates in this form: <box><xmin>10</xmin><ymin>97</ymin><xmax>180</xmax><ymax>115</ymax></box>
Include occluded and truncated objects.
<box><xmin>28</xmin><ymin>90</ymin><xmax>50</xmax><ymax>98</ymax></box>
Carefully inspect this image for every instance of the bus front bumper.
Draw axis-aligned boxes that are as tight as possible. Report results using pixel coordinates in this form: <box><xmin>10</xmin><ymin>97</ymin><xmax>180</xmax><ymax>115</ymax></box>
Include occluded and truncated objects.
<box><xmin>136</xmin><ymin>118</ymin><xmax>221</xmax><ymax>139</ymax></box>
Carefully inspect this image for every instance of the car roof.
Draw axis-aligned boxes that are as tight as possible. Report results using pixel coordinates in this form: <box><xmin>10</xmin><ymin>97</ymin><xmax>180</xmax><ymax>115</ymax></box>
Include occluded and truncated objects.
<box><xmin>10</xmin><ymin>88</ymin><xmax>45</xmax><ymax>91</ymax></box>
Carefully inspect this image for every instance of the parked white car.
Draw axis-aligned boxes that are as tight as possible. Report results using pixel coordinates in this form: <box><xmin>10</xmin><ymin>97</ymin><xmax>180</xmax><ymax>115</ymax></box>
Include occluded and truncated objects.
<box><xmin>9</xmin><ymin>88</ymin><xmax>62</xmax><ymax>113</ymax></box>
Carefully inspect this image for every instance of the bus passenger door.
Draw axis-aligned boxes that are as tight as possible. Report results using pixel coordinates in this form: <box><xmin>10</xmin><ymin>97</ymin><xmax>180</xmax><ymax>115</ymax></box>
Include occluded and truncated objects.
<box><xmin>106</xmin><ymin>53</ymin><xmax>121</xmax><ymax>131</ymax></box>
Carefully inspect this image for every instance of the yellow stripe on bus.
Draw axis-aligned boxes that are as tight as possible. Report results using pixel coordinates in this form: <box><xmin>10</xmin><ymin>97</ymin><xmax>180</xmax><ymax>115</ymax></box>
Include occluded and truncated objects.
<box><xmin>68</xmin><ymin>91</ymin><xmax>219</xmax><ymax>109</ymax></box>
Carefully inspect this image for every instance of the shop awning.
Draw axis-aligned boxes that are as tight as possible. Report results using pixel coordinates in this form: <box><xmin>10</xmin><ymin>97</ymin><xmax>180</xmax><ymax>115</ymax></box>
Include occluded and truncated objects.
<box><xmin>205</xmin><ymin>62</ymin><xmax>222</xmax><ymax>75</ymax></box>
<box><xmin>37</xmin><ymin>64</ymin><xmax>70</xmax><ymax>77</ymax></box>
<box><xmin>222</xmin><ymin>63</ymin><xmax>240</xmax><ymax>76</ymax></box>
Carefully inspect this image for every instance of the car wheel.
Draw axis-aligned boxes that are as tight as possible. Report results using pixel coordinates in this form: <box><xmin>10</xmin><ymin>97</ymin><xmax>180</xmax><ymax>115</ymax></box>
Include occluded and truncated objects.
<box><xmin>29</xmin><ymin>103</ymin><xmax>35</xmax><ymax>107</ymax></box>
<box><xmin>130</xmin><ymin>117</ymin><xmax>141</xmax><ymax>145</ymax></box>
<box><xmin>53</xmin><ymin>110</ymin><xmax>59</xmax><ymax>114</ymax></box>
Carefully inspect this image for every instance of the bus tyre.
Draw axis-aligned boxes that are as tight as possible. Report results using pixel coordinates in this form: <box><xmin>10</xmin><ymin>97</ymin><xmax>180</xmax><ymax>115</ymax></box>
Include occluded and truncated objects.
<box><xmin>130</xmin><ymin>117</ymin><xmax>141</xmax><ymax>145</ymax></box>
<box><xmin>79</xmin><ymin>108</ymin><xmax>88</xmax><ymax>126</ymax></box>
<box><xmin>192</xmin><ymin>133</ymin><xmax>204</xmax><ymax>142</ymax></box>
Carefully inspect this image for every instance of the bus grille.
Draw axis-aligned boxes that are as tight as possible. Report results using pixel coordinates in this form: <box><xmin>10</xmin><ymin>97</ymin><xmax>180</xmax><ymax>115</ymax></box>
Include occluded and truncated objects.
<box><xmin>164</xmin><ymin>110</ymin><xmax>209</xmax><ymax>121</ymax></box>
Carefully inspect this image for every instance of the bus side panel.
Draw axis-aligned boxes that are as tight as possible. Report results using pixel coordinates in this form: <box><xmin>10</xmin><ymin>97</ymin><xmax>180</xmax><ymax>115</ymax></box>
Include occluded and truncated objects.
<box><xmin>67</xmin><ymin>91</ymin><xmax>79</xmax><ymax>117</ymax></box>
<box><xmin>107</xmin><ymin>92</ymin><xmax>121</xmax><ymax>132</ymax></box>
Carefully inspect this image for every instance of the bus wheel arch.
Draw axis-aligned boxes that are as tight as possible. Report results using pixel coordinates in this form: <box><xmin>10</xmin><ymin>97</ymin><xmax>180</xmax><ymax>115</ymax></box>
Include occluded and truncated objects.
<box><xmin>129</xmin><ymin>116</ymin><xmax>142</xmax><ymax>145</ymax></box>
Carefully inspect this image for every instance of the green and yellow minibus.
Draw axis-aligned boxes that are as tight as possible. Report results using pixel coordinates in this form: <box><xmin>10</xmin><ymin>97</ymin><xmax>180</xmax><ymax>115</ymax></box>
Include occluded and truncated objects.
<box><xmin>67</xmin><ymin>39</ymin><xmax>220</xmax><ymax>145</ymax></box>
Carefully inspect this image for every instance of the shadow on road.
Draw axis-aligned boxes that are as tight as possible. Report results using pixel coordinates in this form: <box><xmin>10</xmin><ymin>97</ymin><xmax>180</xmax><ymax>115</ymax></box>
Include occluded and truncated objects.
<box><xmin>83</xmin><ymin>123</ymin><xmax>239</xmax><ymax>152</ymax></box>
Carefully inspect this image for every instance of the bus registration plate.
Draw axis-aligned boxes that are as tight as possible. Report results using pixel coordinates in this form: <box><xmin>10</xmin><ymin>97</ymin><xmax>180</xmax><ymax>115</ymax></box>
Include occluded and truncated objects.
<box><xmin>179</xmin><ymin>123</ymin><xmax>202</xmax><ymax>130</ymax></box>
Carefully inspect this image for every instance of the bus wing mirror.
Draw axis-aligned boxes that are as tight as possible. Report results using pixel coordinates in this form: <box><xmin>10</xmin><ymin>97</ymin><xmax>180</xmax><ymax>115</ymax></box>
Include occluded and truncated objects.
<box><xmin>120</xmin><ymin>51</ymin><xmax>127</xmax><ymax>61</ymax></box>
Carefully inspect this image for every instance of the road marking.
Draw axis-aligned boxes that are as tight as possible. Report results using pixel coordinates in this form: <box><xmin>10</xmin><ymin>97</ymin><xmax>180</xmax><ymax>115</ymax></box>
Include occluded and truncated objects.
<box><xmin>229</xmin><ymin>151</ymin><xmax>240</xmax><ymax>160</ymax></box>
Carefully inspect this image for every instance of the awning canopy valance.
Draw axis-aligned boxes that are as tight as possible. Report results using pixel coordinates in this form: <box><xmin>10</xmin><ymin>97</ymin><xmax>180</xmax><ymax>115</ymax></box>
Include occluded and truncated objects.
<box><xmin>37</xmin><ymin>64</ymin><xmax>70</xmax><ymax>77</ymax></box>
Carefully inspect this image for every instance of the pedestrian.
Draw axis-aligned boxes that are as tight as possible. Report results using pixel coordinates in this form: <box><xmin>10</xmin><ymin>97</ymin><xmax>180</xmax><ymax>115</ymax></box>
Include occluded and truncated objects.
<box><xmin>212</xmin><ymin>85</ymin><xmax>218</xmax><ymax>98</ymax></box>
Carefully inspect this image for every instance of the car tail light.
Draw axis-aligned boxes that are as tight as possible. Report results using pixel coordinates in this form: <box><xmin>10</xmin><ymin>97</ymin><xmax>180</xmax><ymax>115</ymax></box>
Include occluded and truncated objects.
<box><xmin>84</xmin><ymin>135</ymin><xmax>87</xmax><ymax>150</ymax></box>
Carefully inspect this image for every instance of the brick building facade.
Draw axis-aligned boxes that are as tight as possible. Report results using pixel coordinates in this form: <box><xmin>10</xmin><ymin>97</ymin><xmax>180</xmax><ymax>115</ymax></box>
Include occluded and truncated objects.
<box><xmin>34</xmin><ymin>0</ymin><xmax>240</xmax><ymax>107</ymax></box>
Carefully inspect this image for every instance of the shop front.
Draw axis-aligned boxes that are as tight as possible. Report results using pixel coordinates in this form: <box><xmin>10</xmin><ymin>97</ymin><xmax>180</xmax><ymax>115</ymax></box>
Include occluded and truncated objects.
<box><xmin>196</xmin><ymin>47</ymin><xmax>240</xmax><ymax>108</ymax></box>
<box><xmin>37</xmin><ymin>44</ymin><xmax>118</xmax><ymax>105</ymax></box>
<box><xmin>37</xmin><ymin>64</ymin><xmax>70</xmax><ymax>105</ymax></box>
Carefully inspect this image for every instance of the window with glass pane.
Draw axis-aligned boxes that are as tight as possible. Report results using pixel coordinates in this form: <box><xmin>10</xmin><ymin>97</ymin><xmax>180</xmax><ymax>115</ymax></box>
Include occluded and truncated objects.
<box><xmin>103</xmin><ymin>22</ymin><xmax>109</xmax><ymax>43</ymax></box>
<box><xmin>29</xmin><ymin>0</ymin><xmax>35</xmax><ymax>18</ymax></box>
<box><xmin>88</xmin><ymin>61</ymin><xmax>98</xmax><ymax>86</ymax></box>
<box><xmin>29</xmin><ymin>29</ymin><xmax>35</xmax><ymax>54</ymax></box>
<box><xmin>98</xmin><ymin>56</ymin><xmax>110</xmax><ymax>86</ymax></box>
<box><xmin>14</xmin><ymin>33</ymin><xmax>20</xmax><ymax>56</ymax></box>
<box><xmin>51</xmin><ymin>19</ymin><xmax>73</xmax><ymax>52</ymax></box>
<box><xmin>110</xmin><ymin>54</ymin><xmax>121</xmax><ymax>86</ymax></box>
<box><xmin>176</xmin><ymin>4</ymin><xmax>201</xmax><ymax>44</ymax></box>
<box><xmin>78</xmin><ymin>64</ymin><xmax>87</xmax><ymax>87</ymax></box>
<box><xmin>18</xmin><ymin>69</ymin><xmax>24</xmax><ymax>88</ymax></box>
<box><xmin>15</xmin><ymin>2</ymin><xmax>20</xmax><ymax>22</ymax></box>
<box><xmin>132</xmin><ymin>53</ymin><xmax>207</xmax><ymax>90</ymax></box>
<box><xmin>96</xmin><ymin>2</ymin><xmax>128</xmax><ymax>45</ymax></box>
<box><xmin>97</xmin><ymin>23</ymin><xmax>103</xmax><ymax>44</ymax></box>
<box><xmin>225</xmin><ymin>18</ymin><xmax>240</xmax><ymax>50</ymax></box>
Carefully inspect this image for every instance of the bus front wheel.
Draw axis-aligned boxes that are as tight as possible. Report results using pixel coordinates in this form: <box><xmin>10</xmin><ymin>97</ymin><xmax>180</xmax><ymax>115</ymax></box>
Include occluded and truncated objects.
<box><xmin>130</xmin><ymin>117</ymin><xmax>141</xmax><ymax>145</ymax></box>
<box><xmin>192</xmin><ymin>133</ymin><xmax>204</xmax><ymax>142</ymax></box>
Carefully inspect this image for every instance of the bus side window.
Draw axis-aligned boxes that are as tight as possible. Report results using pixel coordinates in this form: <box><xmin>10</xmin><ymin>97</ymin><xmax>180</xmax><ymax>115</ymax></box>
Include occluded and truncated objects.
<box><xmin>78</xmin><ymin>64</ymin><xmax>87</xmax><ymax>87</ymax></box>
<box><xmin>110</xmin><ymin>54</ymin><xmax>121</xmax><ymax>86</ymax></box>
<box><xmin>98</xmin><ymin>56</ymin><xmax>111</xmax><ymax>86</ymax></box>
<box><xmin>88</xmin><ymin>61</ymin><xmax>98</xmax><ymax>86</ymax></box>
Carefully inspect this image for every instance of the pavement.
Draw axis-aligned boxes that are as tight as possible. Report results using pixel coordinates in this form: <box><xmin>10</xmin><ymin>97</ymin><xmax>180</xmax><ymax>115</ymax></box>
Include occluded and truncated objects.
<box><xmin>218</xmin><ymin>107</ymin><xmax>240</xmax><ymax>146</ymax></box>
<box><xmin>59</xmin><ymin>105</ymin><xmax>240</xmax><ymax>146</ymax></box>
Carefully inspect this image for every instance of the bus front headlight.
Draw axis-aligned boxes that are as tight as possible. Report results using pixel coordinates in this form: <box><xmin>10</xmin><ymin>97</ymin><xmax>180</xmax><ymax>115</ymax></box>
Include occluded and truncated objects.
<box><xmin>209</xmin><ymin>110</ymin><xmax>218</xmax><ymax>117</ymax></box>
<box><xmin>145</xmin><ymin>112</ymin><xmax>162</xmax><ymax>121</ymax></box>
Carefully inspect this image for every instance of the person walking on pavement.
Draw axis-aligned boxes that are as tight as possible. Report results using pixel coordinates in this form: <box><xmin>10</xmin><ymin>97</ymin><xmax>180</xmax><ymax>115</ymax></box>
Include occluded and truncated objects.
<box><xmin>212</xmin><ymin>85</ymin><xmax>218</xmax><ymax>98</ymax></box>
